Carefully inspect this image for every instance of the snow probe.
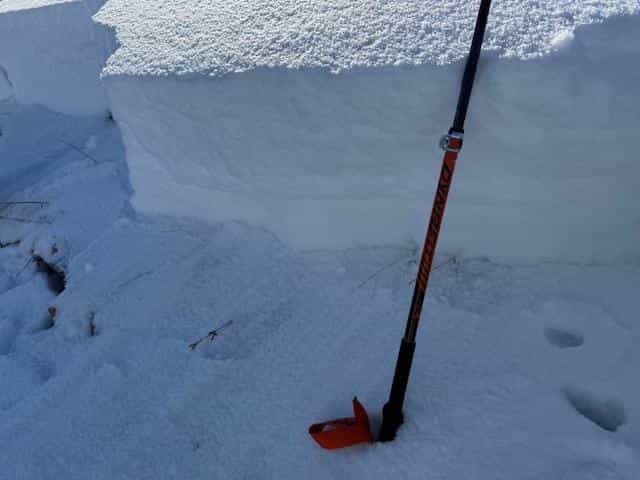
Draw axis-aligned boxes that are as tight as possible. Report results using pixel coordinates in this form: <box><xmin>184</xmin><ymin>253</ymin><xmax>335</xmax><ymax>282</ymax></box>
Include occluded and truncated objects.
<box><xmin>309</xmin><ymin>0</ymin><xmax>493</xmax><ymax>449</ymax></box>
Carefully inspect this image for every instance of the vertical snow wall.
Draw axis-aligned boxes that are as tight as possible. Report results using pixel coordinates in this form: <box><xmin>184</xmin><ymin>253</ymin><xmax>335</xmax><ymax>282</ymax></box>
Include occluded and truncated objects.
<box><xmin>103</xmin><ymin>16</ymin><xmax>640</xmax><ymax>263</ymax></box>
<box><xmin>0</xmin><ymin>0</ymin><xmax>115</xmax><ymax>115</ymax></box>
<box><xmin>1</xmin><ymin>1</ymin><xmax>637</xmax><ymax>263</ymax></box>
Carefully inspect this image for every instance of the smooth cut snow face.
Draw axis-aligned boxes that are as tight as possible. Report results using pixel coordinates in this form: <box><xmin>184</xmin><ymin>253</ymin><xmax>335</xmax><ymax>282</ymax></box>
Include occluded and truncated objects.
<box><xmin>103</xmin><ymin>14</ymin><xmax>640</xmax><ymax>262</ymax></box>
<box><xmin>95</xmin><ymin>0</ymin><xmax>640</xmax><ymax>76</ymax></box>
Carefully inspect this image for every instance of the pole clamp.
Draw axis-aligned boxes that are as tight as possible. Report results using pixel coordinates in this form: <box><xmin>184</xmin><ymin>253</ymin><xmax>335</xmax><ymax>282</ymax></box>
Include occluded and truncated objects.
<box><xmin>439</xmin><ymin>131</ymin><xmax>464</xmax><ymax>153</ymax></box>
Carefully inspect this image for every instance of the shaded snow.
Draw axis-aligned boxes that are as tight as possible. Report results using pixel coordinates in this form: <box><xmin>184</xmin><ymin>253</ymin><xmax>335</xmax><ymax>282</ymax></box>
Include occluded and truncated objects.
<box><xmin>0</xmin><ymin>100</ymin><xmax>129</xmax><ymax>263</ymax></box>
<box><xmin>95</xmin><ymin>0</ymin><xmax>640</xmax><ymax>76</ymax></box>
<box><xmin>0</xmin><ymin>0</ymin><xmax>114</xmax><ymax>115</ymax></box>
<box><xmin>0</xmin><ymin>65</ymin><xmax>12</xmax><ymax>101</ymax></box>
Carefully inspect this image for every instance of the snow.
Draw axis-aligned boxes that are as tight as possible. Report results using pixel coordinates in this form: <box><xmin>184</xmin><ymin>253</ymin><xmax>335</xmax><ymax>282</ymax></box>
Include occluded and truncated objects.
<box><xmin>1</xmin><ymin>1</ymin><xmax>640</xmax><ymax>478</ymax></box>
<box><xmin>103</xmin><ymin>13</ymin><xmax>640</xmax><ymax>261</ymax></box>
<box><xmin>2</xmin><ymin>99</ymin><xmax>640</xmax><ymax>479</ymax></box>
<box><xmin>1</xmin><ymin>0</ymin><xmax>637</xmax><ymax>260</ymax></box>
<box><xmin>550</xmin><ymin>30</ymin><xmax>576</xmax><ymax>51</ymax></box>
<box><xmin>0</xmin><ymin>0</ymin><xmax>114</xmax><ymax>115</ymax></box>
<box><xmin>0</xmin><ymin>65</ymin><xmax>12</xmax><ymax>101</ymax></box>
<box><xmin>95</xmin><ymin>0</ymin><xmax>640</xmax><ymax>76</ymax></box>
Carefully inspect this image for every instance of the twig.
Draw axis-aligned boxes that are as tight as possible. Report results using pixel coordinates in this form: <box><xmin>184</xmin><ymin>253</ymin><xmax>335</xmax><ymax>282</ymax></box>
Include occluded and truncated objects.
<box><xmin>408</xmin><ymin>256</ymin><xmax>458</xmax><ymax>285</ymax></box>
<box><xmin>0</xmin><ymin>215</ymin><xmax>51</xmax><ymax>224</ymax></box>
<box><xmin>60</xmin><ymin>140</ymin><xmax>99</xmax><ymax>165</ymax></box>
<box><xmin>0</xmin><ymin>239</ymin><xmax>20</xmax><ymax>248</ymax></box>
<box><xmin>188</xmin><ymin>320</ymin><xmax>234</xmax><ymax>350</ymax></box>
<box><xmin>0</xmin><ymin>201</ymin><xmax>48</xmax><ymax>206</ymax></box>
<box><xmin>355</xmin><ymin>254</ymin><xmax>416</xmax><ymax>290</ymax></box>
<box><xmin>434</xmin><ymin>255</ymin><xmax>458</xmax><ymax>272</ymax></box>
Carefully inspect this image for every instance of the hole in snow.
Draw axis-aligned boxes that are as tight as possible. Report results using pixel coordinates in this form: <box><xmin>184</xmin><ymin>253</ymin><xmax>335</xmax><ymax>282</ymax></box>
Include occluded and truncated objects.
<box><xmin>544</xmin><ymin>327</ymin><xmax>584</xmax><ymax>348</ymax></box>
<box><xmin>566</xmin><ymin>388</ymin><xmax>626</xmax><ymax>432</ymax></box>
<box><xmin>33</xmin><ymin>255</ymin><xmax>65</xmax><ymax>295</ymax></box>
<box><xmin>88</xmin><ymin>312</ymin><xmax>98</xmax><ymax>337</ymax></box>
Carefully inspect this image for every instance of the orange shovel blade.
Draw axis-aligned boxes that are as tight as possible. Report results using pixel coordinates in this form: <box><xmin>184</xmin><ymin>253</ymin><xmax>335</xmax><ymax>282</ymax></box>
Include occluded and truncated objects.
<box><xmin>308</xmin><ymin>397</ymin><xmax>373</xmax><ymax>449</ymax></box>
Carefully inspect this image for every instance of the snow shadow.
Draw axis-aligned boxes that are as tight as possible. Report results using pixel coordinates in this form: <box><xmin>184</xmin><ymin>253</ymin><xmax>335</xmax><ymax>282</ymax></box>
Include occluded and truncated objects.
<box><xmin>545</xmin><ymin>327</ymin><xmax>584</xmax><ymax>349</ymax></box>
<box><xmin>565</xmin><ymin>388</ymin><xmax>626</xmax><ymax>432</ymax></box>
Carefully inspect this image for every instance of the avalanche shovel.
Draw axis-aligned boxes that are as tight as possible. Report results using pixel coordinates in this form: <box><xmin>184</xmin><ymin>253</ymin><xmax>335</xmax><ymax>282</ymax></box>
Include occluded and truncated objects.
<box><xmin>309</xmin><ymin>0</ymin><xmax>493</xmax><ymax>448</ymax></box>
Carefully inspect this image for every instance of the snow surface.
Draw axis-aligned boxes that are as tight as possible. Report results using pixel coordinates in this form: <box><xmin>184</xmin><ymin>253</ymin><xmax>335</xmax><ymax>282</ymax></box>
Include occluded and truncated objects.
<box><xmin>103</xmin><ymin>14</ymin><xmax>640</xmax><ymax>261</ymax></box>
<box><xmin>95</xmin><ymin>0</ymin><xmax>640</xmax><ymax>76</ymax></box>
<box><xmin>2</xmin><ymin>1</ymin><xmax>640</xmax><ymax>477</ymax></box>
<box><xmin>0</xmin><ymin>0</ymin><xmax>114</xmax><ymax>115</ymax></box>
<box><xmin>0</xmin><ymin>0</ymin><xmax>73</xmax><ymax>13</ymax></box>
<box><xmin>1</xmin><ymin>100</ymin><xmax>640</xmax><ymax>479</ymax></box>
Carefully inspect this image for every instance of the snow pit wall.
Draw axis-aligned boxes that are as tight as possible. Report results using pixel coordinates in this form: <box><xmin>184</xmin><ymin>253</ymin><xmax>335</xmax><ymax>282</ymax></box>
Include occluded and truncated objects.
<box><xmin>0</xmin><ymin>0</ymin><xmax>115</xmax><ymax>115</ymax></box>
<box><xmin>104</xmin><ymin>16</ymin><xmax>640</xmax><ymax>263</ymax></box>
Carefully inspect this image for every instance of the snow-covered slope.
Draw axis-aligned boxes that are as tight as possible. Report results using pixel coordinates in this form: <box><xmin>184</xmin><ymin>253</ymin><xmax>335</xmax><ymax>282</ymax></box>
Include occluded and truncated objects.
<box><xmin>96</xmin><ymin>4</ymin><xmax>640</xmax><ymax>261</ymax></box>
<box><xmin>0</xmin><ymin>0</ymin><xmax>114</xmax><ymax>115</ymax></box>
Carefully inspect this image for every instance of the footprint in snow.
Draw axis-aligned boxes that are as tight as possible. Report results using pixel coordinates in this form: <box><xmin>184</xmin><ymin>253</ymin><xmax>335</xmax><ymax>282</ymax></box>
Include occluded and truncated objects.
<box><xmin>545</xmin><ymin>326</ymin><xmax>584</xmax><ymax>349</ymax></box>
<box><xmin>565</xmin><ymin>388</ymin><xmax>626</xmax><ymax>432</ymax></box>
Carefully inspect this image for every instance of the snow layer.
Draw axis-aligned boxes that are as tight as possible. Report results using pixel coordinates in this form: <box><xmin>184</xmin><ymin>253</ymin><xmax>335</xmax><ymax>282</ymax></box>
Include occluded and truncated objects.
<box><xmin>104</xmin><ymin>14</ymin><xmax>640</xmax><ymax>262</ymax></box>
<box><xmin>0</xmin><ymin>0</ymin><xmax>114</xmax><ymax>115</ymax></box>
<box><xmin>95</xmin><ymin>0</ymin><xmax>640</xmax><ymax>76</ymax></box>
<box><xmin>1</xmin><ymin>101</ymin><xmax>640</xmax><ymax>479</ymax></box>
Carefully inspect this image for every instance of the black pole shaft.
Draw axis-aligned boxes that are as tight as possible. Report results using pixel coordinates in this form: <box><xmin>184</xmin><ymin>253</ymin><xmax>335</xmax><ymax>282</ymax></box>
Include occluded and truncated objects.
<box><xmin>378</xmin><ymin>0</ymin><xmax>492</xmax><ymax>443</ymax></box>
<box><xmin>453</xmin><ymin>0</ymin><xmax>493</xmax><ymax>133</ymax></box>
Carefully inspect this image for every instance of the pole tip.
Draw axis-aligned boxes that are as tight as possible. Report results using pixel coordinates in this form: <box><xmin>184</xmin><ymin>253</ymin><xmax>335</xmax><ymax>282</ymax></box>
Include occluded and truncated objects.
<box><xmin>377</xmin><ymin>401</ymin><xmax>404</xmax><ymax>442</ymax></box>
